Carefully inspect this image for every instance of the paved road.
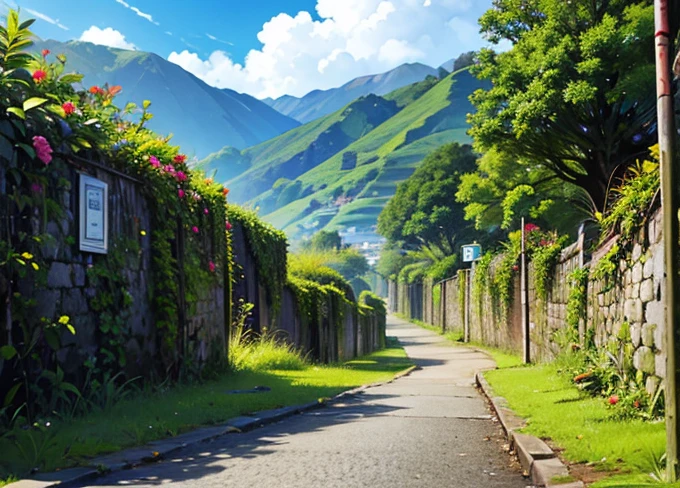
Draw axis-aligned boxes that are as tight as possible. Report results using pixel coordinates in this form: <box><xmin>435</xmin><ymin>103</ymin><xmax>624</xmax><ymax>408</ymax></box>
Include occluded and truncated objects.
<box><xmin>84</xmin><ymin>316</ymin><xmax>528</xmax><ymax>488</ymax></box>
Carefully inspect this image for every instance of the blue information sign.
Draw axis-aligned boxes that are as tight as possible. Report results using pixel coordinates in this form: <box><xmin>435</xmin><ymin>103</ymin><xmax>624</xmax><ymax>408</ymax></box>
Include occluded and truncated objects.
<box><xmin>462</xmin><ymin>244</ymin><xmax>481</xmax><ymax>263</ymax></box>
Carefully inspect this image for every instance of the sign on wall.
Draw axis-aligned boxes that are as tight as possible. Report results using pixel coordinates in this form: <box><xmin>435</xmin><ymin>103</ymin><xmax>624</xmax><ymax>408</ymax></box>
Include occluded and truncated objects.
<box><xmin>79</xmin><ymin>174</ymin><xmax>108</xmax><ymax>254</ymax></box>
<box><xmin>462</xmin><ymin>243</ymin><xmax>481</xmax><ymax>263</ymax></box>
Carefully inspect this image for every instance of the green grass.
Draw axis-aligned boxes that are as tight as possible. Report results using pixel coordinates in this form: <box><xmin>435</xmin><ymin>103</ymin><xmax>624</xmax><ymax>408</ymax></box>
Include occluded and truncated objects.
<box><xmin>401</xmin><ymin>313</ymin><xmax>522</xmax><ymax>369</ymax></box>
<box><xmin>0</xmin><ymin>338</ymin><xmax>412</xmax><ymax>482</ymax></box>
<box><xmin>467</xmin><ymin>342</ymin><xmax>523</xmax><ymax>369</ymax></box>
<box><xmin>484</xmin><ymin>364</ymin><xmax>674</xmax><ymax>487</ymax></box>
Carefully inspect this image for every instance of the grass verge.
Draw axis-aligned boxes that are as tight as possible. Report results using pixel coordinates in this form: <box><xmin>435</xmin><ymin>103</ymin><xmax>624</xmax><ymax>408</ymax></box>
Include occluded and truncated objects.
<box><xmin>485</xmin><ymin>364</ymin><xmax>676</xmax><ymax>487</ymax></box>
<box><xmin>397</xmin><ymin>313</ymin><xmax>523</xmax><ymax>369</ymax></box>
<box><xmin>0</xmin><ymin>337</ymin><xmax>412</xmax><ymax>482</ymax></box>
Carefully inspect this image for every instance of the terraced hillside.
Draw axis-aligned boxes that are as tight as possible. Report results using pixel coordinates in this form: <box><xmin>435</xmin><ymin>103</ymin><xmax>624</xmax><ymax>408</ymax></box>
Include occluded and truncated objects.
<box><xmin>254</xmin><ymin>69</ymin><xmax>485</xmax><ymax>241</ymax></box>
<box><xmin>204</xmin><ymin>94</ymin><xmax>402</xmax><ymax>207</ymax></box>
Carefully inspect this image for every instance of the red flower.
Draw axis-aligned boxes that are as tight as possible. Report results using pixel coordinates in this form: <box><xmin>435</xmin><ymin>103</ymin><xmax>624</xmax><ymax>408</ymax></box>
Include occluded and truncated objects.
<box><xmin>512</xmin><ymin>265</ymin><xmax>519</xmax><ymax>272</ymax></box>
<box><xmin>225</xmin><ymin>221</ymin><xmax>232</xmax><ymax>231</ymax></box>
<box><xmin>41</xmin><ymin>49</ymin><xmax>51</xmax><ymax>57</ymax></box>
<box><xmin>633</xmin><ymin>400</ymin><xmax>641</xmax><ymax>409</ymax></box>
<box><xmin>608</xmin><ymin>395</ymin><xmax>619</xmax><ymax>405</ymax></box>
<box><xmin>223</xmin><ymin>187</ymin><xmax>230</xmax><ymax>197</ymax></box>
<box><xmin>89</xmin><ymin>85</ymin><xmax>104</xmax><ymax>95</ymax></box>
<box><xmin>62</xmin><ymin>101</ymin><xmax>76</xmax><ymax>115</ymax></box>
<box><xmin>209</xmin><ymin>261</ymin><xmax>216</xmax><ymax>273</ymax></box>
<box><xmin>524</xmin><ymin>223</ymin><xmax>540</xmax><ymax>233</ymax></box>
<box><xmin>173</xmin><ymin>154</ymin><xmax>187</xmax><ymax>164</ymax></box>
<box><xmin>32</xmin><ymin>70</ymin><xmax>47</xmax><ymax>83</ymax></box>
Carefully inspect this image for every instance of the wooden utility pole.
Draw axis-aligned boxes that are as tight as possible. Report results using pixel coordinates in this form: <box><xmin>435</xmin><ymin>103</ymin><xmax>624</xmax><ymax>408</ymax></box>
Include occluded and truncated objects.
<box><xmin>656</xmin><ymin>0</ymin><xmax>680</xmax><ymax>480</ymax></box>
<box><xmin>521</xmin><ymin>217</ymin><xmax>531</xmax><ymax>364</ymax></box>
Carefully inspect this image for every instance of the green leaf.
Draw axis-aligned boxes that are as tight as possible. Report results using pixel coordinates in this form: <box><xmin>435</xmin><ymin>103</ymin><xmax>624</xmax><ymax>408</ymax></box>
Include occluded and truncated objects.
<box><xmin>23</xmin><ymin>97</ymin><xmax>47</xmax><ymax>111</ymax></box>
<box><xmin>60</xmin><ymin>73</ymin><xmax>84</xmax><ymax>84</ymax></box>
<box><xmin>44</xmin><ymin>328</ymin><xmax>60</xmax><ymax>351</ymax></box>
<box><xmin>60</xmin><ymin>382</ymin><xmax>82</xmax><ymax>397</ymax></box>
<box><xmin>142</xmin><ymin>100</ymin><xmax>151</xmax><ymax>110</ymax></box>
<box><xmin>6</xmin><ymin>107</ymin><xmax>25</xmax><ymax>119</ymax></box>
<box><xmin>46</xmin><ymin>104</ymin><xmax>66</xmax><ymax>118</ymax></box>
<box><xmin>0</xmin><ymin>345</ymin><xmax>17</xmax><ymax>360</ymax></box>
<box><xmin>66</xmin><ymin>324</ymin><xmax>76</xmax><ymax>335</ymax></box>
<box><xmin>75</xmin><ymin>138</ymin><xmax>92</xmax><ymax>149</ymax></box>
<box><xmin>4</xmin><ymin>383</ymin><xmax>22</xmax><ymax>407</ymax></box>
<box><xmin>16</xmin><ymin>143</ymin><xmax>35</xmax><ymax>159</ymax></box>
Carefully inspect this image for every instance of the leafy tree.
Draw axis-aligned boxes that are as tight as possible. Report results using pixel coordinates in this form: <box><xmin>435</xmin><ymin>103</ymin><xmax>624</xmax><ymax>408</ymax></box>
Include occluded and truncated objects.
<box><xmin>376</xmin><ymin>246</ymin><xmax>414</xmax><ymax>280</ymax></box>
<box><xmin>469</xmin><ymin>0</ymin><xmax>656</xmax><ymax>213</ymax></box>
<box><xmin>377</xmin><ymin>143</ymin><xmax>478</xmax><ymax>250</ymax></box>
<box><xmin>309</xmin><ymin>230</ymin><xmax>342</xmax><ymax>251</ymax></box>
<box><xmin>453</xmin><ymin>51</ymin><xmax>475</xmax><ymax>72</ymax></box>
<box><xmin>456</xmin><ymin>149</ymin><xmax>586</xmax><ymax>234</ymax></box>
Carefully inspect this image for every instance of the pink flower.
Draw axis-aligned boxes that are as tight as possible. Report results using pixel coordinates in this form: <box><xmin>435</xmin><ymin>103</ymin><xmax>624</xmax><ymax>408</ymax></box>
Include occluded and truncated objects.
<box><xmin>192</xmin><ymin>193</ymin><xmax>201</xmax><ymax>201</ymax></box>
<box><xmin>225</xmin><ymin>221</ymin><xmax>232</xmax><ymax>231</ymax></box>
<box><xmin>192</xmin><ymin>226</ymin><xmax>199</xmax><ymax>234</ymax></box>
<box><xmin>150</xmin><ymin>156</ymin><xmax>160</xmax><ymax>168</ymax></box>
<box><xmin>31</xmin><ymin>183</ymin><xmax>43</xmax><ymax>194</ymax></box>
<box><xmin>203</xmin><ymin>208</ymin><xmax>209</xmax><ymax>215</ymax></box>
<box><xmin>32</xmin><ymin>70</ymin><xmax>46</xmax><ymax>83</ymax></box>
<box><xmin>176</xmin><ymin>171</ymin><xmax>187</xmax><ymax>182</ymax></box>
<box><xmin>178</xmin><ymin>189</ymin><xmax>185</xmax><ymax>198</ymax></box>
<box><xmin>164</xmin><ymin>164</ymin><xmax>176</xmax><ymax>175</ymax></box>
<box><xmin>174</xmin><ymin>154</ymin><xmax>187</xmax><ymax>164</ymax></box>
<box><xmin>32</xmin><ymin>136</ymin><xmax>53</xmax><ymax>165</ymax></box>
<box><xmin>209</xmin><ymin>261</ymin><xmax>216</xmax><ymax>273</ymax></box>
<box><xmin>62</xmin><ymin>101</ymin><xmax>76</xmax><ymax>115</ymax></box>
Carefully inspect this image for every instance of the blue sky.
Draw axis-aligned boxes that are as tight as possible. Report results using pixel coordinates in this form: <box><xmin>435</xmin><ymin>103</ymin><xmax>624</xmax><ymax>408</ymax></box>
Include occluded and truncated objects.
<box><xmin>5</xmin><ymin>0</ymin><xmax>496</xmax><ymax>99</ymax></box>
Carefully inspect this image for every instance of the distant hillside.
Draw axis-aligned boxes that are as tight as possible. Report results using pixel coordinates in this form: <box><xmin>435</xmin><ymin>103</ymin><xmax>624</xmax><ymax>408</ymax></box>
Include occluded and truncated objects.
<box><xmin>201</xmin><ymin>94</ymin><xmax>401</xmax><ymax>207</ymax></box>
<box><xmin>263</xmin><ymin>63</ymin><xmax>438</xmax><ymax>124</ymax></box>
<box><xmin>249</xmin><ymin>69</ymin><xmax>487</xmax><ymax>242</ymax></box>
<box><xmin>33</xmin><ymin>40</ymin><xmax>300</xmax><ymax>158</ymax></box>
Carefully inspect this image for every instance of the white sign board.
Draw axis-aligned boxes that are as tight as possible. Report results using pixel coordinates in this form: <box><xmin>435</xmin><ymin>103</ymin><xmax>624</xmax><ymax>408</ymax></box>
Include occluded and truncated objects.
<box><xmin>79</xmin><ymin>174</ymin><xmax>108</xmax><ymax>254</ymax></box>
<box><xmin>462</xmin><ymin>244</ymin><xmax>481</xmax><ymax>263</ymax></box>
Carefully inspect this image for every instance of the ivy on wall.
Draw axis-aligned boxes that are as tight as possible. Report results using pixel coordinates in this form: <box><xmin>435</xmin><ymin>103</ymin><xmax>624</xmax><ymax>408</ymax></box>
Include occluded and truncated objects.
<box><xmin>228</xmin><ymin>205</ymin><xmax>287</xmax><ymax>314</ymax></box>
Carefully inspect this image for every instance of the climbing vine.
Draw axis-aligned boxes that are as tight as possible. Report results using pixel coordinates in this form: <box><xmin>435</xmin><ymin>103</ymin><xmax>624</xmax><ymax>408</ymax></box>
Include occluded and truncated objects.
<box><xmin>561</xmin><ymin>267</ymin><xmax>589</xmax><ymax>347</ymax></box>
<box><xmin>228</xmin><ymin>205</ymin><xmax>287</xmax><ymax>314</ymax></box>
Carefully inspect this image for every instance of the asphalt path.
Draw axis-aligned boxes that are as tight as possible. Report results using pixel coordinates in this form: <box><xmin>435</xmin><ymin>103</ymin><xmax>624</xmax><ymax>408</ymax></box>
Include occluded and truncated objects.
<box><xmin>81</xmin><ymin>316</ymin><xmax>529</xmax><ymax>488</ymax></box>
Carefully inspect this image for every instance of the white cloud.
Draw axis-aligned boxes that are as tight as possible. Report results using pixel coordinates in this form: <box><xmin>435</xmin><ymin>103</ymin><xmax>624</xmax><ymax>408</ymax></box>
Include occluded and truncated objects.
<box><xmin>169</xmin><ymin>0</ymin><xmax>484</xmax><ymax>99</ymax></box>
<box><xmin>23</xmin><ymin>7</ymin><xmax>69</xmax><ymax>30</ymax></box>
<box><xmin>206</xmin><ymin>33</ymin><xmax>234</xmax><ymax>46</ymax></box>
<box><xmin>80</xmin><ymin>26</ymin><xmax>137</xmax><ymax>50</ymax></box>
<box><xmin>114</xmin><ymin>0</ymin><xmax>159</xmax><ymax>25</ymax></box>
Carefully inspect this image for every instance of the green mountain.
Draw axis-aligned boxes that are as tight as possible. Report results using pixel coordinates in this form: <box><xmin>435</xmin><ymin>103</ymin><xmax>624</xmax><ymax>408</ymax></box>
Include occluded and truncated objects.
<box><xmin>262</xmin><ymin>63</ymin><xmax>438</xmax><ymax>123</ymax></box>
<box><xmin>206</xmin><ymin>94</ymin><xmax>401</xmax><ymax>206</ymax></box>
<box><xmin>210</xmin><ymin>69</ymin><xmax>484</xmax><ymax>242</ymax></box>
<box><xmin>33</xmin><ymin>40</ymin><xmax>300</xmax><ymax>158</ymax></box>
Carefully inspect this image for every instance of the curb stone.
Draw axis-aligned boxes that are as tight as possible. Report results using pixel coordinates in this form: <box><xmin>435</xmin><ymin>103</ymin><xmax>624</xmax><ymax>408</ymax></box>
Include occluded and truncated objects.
<box><xmin>11</xmin><ymin>364</ymin><xmax>419</xmax><ymax>488</ymax></box>
<box><xmin>476</xmin><ymin>372</ymin><xmax>584</xmax><ymax>488</ymax></box>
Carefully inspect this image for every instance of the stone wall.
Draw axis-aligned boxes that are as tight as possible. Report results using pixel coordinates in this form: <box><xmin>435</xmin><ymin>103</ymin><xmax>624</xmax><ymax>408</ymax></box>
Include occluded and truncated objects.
<box><xmin>231</xmin><ymin>223</ymin><xmax>386</xmax><ymax>363</ymax></box>
<box><xmin>0</xmin><ymin>158</ymin><xmax>227</xmax><ymax>389</ymax></box>
<box><xmin>388</xmin><ymin>210</ymin><xmax>667</xmax><ymax>392</ymax></box>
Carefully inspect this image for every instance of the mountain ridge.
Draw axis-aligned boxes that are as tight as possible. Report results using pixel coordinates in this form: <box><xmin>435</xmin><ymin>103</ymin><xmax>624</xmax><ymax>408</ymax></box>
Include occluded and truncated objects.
<box><xmin>32</xmin><ymin>39</ymin><xmax>300</xmax><ymax>158</ymax></box>
<box><xmin>263</xmin><ymin>62</ymin><xmax>439</xmax><ymax>123</ymax></box>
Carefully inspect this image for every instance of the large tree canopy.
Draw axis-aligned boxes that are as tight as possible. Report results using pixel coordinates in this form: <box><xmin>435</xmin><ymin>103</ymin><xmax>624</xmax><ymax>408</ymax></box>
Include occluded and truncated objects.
<box><xmin>377</xmin><ymin>143</ymin><xmax>478</xmax><ymax>250</ymax></box>
<box><xmin>469</xmin><ymin>0</ymin><xmax>656</xmax><ymax>212</ymax></box>
<box><xmin>456</xmin><ymin>149</ymin><xmax>586</xmax><ymax>234</ymax></box>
